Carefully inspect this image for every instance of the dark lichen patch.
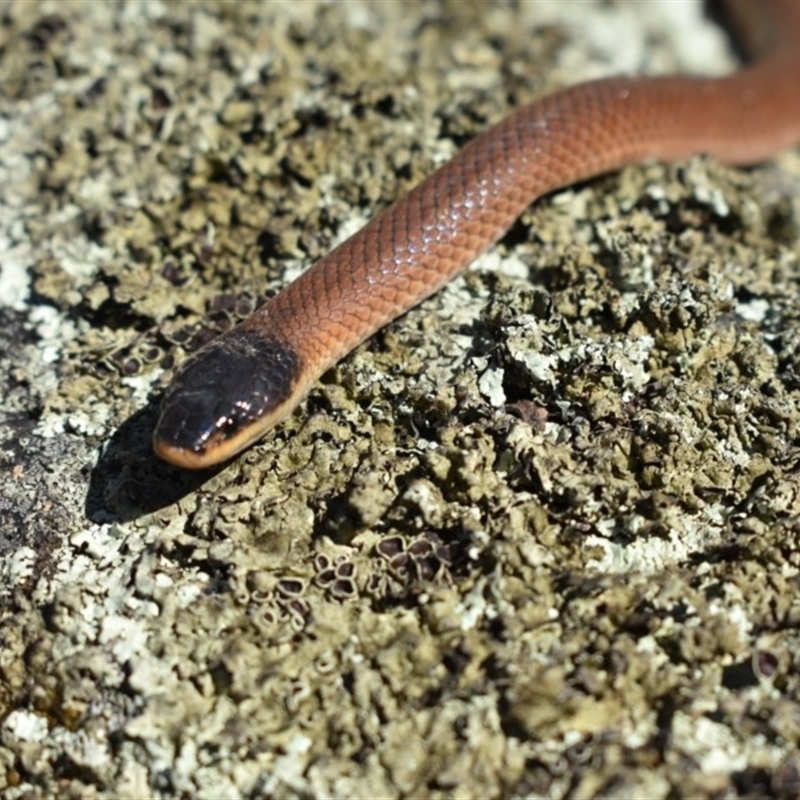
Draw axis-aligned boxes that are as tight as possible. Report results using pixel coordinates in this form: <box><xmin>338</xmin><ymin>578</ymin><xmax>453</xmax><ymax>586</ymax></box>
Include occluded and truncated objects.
<box><xmin>4</xmin><ymin>0</ymin><xmax>800</xmax><ymax>797</ymax></box>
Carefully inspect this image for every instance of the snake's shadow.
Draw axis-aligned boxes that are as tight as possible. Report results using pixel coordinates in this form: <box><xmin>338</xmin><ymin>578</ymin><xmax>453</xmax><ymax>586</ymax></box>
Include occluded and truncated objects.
<box><xmin>85</xmin><ymin>398</ymin><xmax>223</xmax><ymax>523</ymax></box>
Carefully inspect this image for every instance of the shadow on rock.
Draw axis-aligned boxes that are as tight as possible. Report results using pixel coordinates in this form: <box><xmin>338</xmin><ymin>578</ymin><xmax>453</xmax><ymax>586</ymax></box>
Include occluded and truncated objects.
<box><xmin>85</xmin><ymin>399</ymin><xmax>223</xmax><ymax>523</ymax></box>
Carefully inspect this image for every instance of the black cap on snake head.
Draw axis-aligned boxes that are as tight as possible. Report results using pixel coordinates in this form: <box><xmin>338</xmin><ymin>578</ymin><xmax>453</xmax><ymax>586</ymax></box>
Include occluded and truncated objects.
<box><xmin>153</xmin><ymin>327</ymin><xmax>301</xmax><ymax>469</ymax></box>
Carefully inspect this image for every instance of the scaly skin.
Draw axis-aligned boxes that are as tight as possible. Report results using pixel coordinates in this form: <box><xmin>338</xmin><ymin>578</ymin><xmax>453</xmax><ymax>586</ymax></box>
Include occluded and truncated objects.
<box><xmin>154</xmin><ymin>0</ymin><xmax>800</xmax><ymax>469</ymax></box>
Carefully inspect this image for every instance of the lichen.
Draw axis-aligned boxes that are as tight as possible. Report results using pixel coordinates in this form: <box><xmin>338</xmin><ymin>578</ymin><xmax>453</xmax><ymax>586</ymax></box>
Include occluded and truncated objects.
<box><xmin>2</xmin><ymin>0</ymin><xmax>800</xmax><ymax>797</ymax></box>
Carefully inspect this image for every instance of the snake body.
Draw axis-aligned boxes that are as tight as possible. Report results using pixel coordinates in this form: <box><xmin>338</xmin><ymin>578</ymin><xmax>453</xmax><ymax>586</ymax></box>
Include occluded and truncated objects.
<box><xmin>154</xmin><ymin>0</ymin><xmax>800</xmax><ymax>469</ymax></box>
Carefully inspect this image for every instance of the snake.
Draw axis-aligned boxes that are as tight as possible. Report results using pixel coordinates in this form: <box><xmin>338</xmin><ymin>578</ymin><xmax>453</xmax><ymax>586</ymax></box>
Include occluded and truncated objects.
<box><xmin>153</xmin><ymin>0</ymin><xmax>800</xmax><ymax>469</ymax></box>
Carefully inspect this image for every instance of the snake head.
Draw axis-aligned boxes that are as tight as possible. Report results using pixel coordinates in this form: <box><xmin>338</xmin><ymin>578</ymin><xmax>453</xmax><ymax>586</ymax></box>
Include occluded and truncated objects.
<box><xmin>153</xmin><ymin>326</ymin><xmax>300</xmax><ymax>469</ymax></box>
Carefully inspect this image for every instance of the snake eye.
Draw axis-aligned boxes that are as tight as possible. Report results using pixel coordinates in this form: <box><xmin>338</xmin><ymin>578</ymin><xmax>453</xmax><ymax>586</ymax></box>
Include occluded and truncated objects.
<box><xmin>219</xmin><ymin>414</ymin><xmax>240</xmax><ymax>439</ymax></box>
<box><xmin>218</xmin><ymin>397</ymin><xmax>260</xmax><ymax>441</ymax></box>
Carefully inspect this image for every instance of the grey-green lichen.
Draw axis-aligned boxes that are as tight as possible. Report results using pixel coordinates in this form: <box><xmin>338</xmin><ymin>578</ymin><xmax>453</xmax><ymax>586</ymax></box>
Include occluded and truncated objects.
<box><xmin>2</xmin><ymin>0</ymin><xmax>800</xmax><ymax>797</ymax></box>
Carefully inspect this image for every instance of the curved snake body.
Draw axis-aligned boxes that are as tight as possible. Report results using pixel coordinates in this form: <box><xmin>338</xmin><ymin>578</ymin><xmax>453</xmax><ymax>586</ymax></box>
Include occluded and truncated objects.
<box><xmin>154</xmin><ymin>0</ymin><xmax>800</xmax><ymax>469</ymax></box>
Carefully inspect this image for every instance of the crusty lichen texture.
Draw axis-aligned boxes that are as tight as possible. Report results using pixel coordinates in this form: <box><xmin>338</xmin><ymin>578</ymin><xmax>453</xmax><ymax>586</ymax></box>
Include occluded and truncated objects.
<box><xmin>2</xmin><ymin>0</ymin><xmax>800</xmax><ymax>797</ymax></box>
